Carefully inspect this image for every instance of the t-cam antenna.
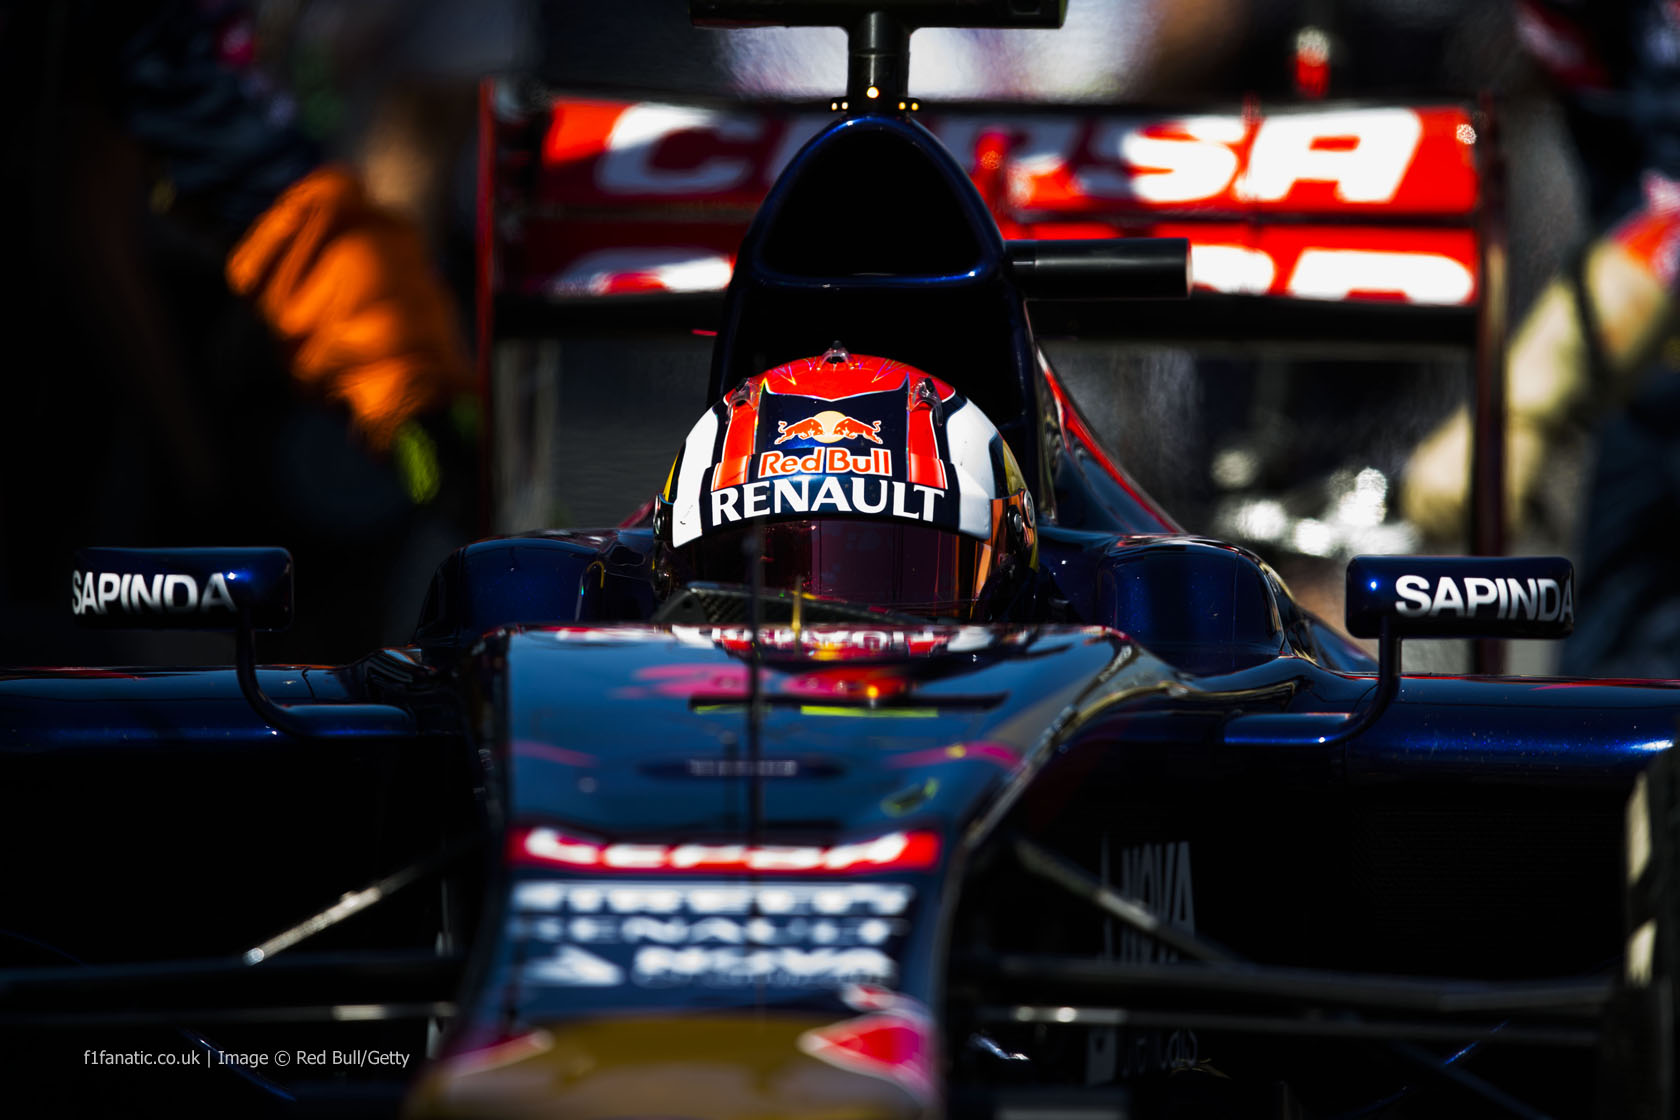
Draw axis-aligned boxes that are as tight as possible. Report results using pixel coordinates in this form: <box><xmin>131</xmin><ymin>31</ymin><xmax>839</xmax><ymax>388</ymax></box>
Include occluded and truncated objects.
<box><xmin>691</xmin><ymin>0</ymin><xmax>1067</xmax><ymax>111</ymax></box>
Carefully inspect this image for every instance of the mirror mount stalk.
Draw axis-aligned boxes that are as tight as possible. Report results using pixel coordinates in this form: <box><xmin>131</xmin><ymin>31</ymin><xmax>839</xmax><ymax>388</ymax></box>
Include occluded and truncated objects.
<box><xmin>1323</xmin><ymin>618</ymin><xmax>1399</xmax><ymax>745</ymax></box>
<box><xmin>72</xmin><ymin>545</ymin><xmax>417</xmax><ymax>739</ymax></box>
<box><xmin>1225</xmin><ymin>556</ymin><xmax>1573</xmax><ymax>749</ymax></box>
<box><xmin>234</xmin><ymin>614</ymin><xmax>417</xmax><ymax>739</ymax></box>
<box><xmin>234</xmin><ymin>610</ymin><xmax>313</xmax><ymax>739</ymax></box>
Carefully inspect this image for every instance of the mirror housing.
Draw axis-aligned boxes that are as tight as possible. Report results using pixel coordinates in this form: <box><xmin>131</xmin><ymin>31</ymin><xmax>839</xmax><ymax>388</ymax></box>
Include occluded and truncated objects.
<box><xmin>71</xmin><ymin>547</ymin><xmax>293</xmax><ymax>632</ymax></box>
<box><xmin>1345</xmin><ymin>555</ymin><xmax>1574</xmax><ymax>641</ymax></box>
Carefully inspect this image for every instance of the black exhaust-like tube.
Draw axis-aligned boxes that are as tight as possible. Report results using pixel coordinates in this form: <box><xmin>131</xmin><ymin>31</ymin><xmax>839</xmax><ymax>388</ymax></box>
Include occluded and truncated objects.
<box><xmin>1006</xmin><ymin>237</ymin><xmax>1192</xmax><ymax>300</ymax></box>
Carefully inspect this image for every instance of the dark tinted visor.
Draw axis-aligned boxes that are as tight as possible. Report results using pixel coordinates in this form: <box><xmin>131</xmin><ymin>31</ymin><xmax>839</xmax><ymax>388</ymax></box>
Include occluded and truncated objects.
<box><xmin>682</xmin><ymin>519</ymin><xmax>990</xmax><ymax>618</ymax></box>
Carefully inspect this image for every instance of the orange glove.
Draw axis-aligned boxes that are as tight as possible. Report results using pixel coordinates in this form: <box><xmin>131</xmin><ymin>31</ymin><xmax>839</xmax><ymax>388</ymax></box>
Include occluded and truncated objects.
<box><xmin>226</xmin><ymin>165</ymin><xmax>474</xmax><ymax>452</ymax></box>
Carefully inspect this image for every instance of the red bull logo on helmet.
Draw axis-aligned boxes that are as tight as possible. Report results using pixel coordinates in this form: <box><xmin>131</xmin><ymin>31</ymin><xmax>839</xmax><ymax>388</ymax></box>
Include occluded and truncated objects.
<box><xmin>759</xmin><ymin>447</ymin><xmax>892</xmax><ymax>479</ymax></box>
<box><xmin>774</xmin><ymin>411</ymin><xmax>884</xmax><ymax>445</ymax></box>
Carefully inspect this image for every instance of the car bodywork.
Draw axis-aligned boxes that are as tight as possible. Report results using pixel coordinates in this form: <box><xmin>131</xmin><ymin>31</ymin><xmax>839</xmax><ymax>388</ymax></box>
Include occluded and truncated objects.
<box><xmin>2</xmin><ymin>3</ymin><xmax>1675</xmax><ymax>1117</ymax></box>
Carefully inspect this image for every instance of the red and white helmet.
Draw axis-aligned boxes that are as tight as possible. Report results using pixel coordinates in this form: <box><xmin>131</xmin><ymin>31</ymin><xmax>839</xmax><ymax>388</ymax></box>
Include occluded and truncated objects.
<box><xmin>654</xmin><ymin>345</ymin><xmax>1036</xmax><ymax>619</ymax></box>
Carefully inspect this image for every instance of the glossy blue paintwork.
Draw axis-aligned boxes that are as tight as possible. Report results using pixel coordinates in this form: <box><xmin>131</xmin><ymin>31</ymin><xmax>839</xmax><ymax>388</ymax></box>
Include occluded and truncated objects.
<box><xmin>1046</xmin><ymin>417</ymin><xmax>1182</xmax><ymax>535</ymax></box>
<box><xmin>0</xmin><ymin>655</ymin><xmax>425</xmax><ymax>747</ymax></box>
<box><xmin>465</xmin><ymin>621</ymin><xmax>1177</xmax><ymax>1027</ymax></box>
<box><xmin>0</xmin><ymin>667</ymin><xmax>314</xmax><ymax>747</ymax></box>
<box><xmin>412</xmin><ymin>532</ymin><xmax>658</xmax><ymax>651</ymax></box>
<box><xmin>1221</xmin><ymin>693</ymin><xmax>1672</xmax><ymax>783</ymax></box>
<box><xmin>7</xmin><ymin>521</ymin><xmax>1679</xmax><ymax>1120</ymax></box>
<box><xmin>1096</xmin><ymin>538</ymin><xmax>1284</xmax><ymax>675</ymax></box>
<box><xmin>1339</xmin><ymin>675</ymin><xmax>1677</xmax><ymax>781</ymax></box>
<box><xmin>493</xmin><ymin>624</ymin><xmax>1127</xmax><ymax>835</ymax></box>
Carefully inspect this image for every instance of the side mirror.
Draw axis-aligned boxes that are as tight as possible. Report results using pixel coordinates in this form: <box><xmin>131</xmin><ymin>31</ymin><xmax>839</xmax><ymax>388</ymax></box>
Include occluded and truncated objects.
<box><xmin>1224</xmin><ymin>555</ymin><xmax>1576</xmax><ymax>748</ymax></box>
<box><xmin>71</xmin><ymin>547</ymin><xmax>293</xmax><ymax>631</ymax></box>
<box><xmin>1345</xmin><ymin>555</ymin><xmax>1574</xmax><ymax>641</ymax></box>
<box><xmin>69</xmin><ymin>546</ymin><xmax>409</xmax><ymax>738</ymax></box>
<box><xmin>1313</xmin><ymin>555</ymin><xmax>1576</xmax><ymax>744</ymax></box>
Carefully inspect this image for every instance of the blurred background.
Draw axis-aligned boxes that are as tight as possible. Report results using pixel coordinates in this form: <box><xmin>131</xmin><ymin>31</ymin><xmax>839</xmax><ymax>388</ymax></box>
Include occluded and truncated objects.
<box><xmin>1</xmin><ymin>0</ymin><xmax>1667</xmax><ymax>674</ymax></box>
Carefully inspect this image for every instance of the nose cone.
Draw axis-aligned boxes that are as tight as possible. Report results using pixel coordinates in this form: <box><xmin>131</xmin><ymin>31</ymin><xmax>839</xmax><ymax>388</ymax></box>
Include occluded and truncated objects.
<box><xmin>408</xmin><ymin>1013</ymin><xmax>930</xmax><ymax>1119</ymax></box>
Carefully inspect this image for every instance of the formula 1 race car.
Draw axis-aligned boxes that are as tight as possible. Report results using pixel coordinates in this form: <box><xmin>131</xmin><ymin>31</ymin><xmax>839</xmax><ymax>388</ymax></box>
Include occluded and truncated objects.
<box><xmin>5</xmin><ymin>3</ymin><xmax>1680</xmax><ymax>1118</ymax></box>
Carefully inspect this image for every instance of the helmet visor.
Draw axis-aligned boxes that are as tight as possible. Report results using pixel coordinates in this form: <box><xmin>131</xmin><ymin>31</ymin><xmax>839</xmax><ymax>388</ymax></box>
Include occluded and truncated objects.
<box><xmin>683</xmin><ymin>519</ymin><xmax>992</xmax><ymax>619</ymax></box>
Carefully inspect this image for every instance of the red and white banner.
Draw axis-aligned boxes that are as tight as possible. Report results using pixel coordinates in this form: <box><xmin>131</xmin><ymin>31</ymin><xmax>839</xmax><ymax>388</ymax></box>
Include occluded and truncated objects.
<box><xmin>494</xmin><ymin>96</ymin><xmax>1482</xmax><ymax>306</ymax></box>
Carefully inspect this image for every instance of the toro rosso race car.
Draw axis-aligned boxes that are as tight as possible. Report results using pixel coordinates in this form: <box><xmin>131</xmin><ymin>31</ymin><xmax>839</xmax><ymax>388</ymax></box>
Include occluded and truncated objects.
<box><xmin>8</xmin><ymin>3</ymin><xmax>1680</xmax><ymax>1118</ymax></box>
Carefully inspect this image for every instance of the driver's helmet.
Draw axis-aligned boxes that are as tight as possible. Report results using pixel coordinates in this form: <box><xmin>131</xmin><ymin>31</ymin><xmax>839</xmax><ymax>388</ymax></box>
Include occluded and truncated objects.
<box><xmin>653</xmin><ymin>345</ymin><xmax>1037</xmax><ymax>619</ymax></box>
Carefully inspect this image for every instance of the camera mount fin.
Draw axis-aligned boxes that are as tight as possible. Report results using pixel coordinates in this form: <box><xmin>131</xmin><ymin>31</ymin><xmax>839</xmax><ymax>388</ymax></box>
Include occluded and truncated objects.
<box><xmin>691</xmin><ymin>0</ymin><xmax>1067</xmax><ymax>111</ymax></box>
